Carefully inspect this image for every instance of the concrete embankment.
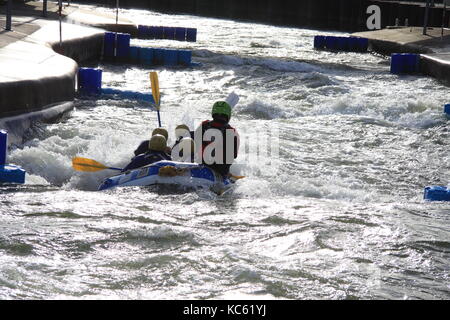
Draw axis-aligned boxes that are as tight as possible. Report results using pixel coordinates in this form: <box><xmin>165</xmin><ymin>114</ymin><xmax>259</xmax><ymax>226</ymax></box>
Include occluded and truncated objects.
<box><xmin>0</xmin><ymin>2</ymin><xmax>134</xmax><ymax>141</ymax></box>
<box><xmin>0</xmin><ymin>4</ymin><xmax>108</xmax><ymax>118</ymax></box>
<box><xmin>353</xmin><ymin>26</ymin><xmax>450</xmax><ymax>84</ymax></box>
<box><xmin>420</xmin><ymin>52</ymin><xmax>450</xmax><ymax>84</ymax></box>
<box><xmin>0</xmin><ymin>18</ymin><xmax>104</xmax><ymax>130</ymax></box>
<box><xmin>90</xmin><ymin>0</ymin><xmax>450</xmax><ymax>32</ymax></box>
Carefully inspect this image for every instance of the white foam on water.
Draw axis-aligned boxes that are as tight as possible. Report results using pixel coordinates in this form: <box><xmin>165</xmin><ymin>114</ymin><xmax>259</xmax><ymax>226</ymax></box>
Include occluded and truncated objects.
<box><xmin>309</xmin><ymin>96</ymin><xmax>446</xmax><ymax>129</ymax></box>
<box><xmin>235</xmin><ymin>98</ymin><xmax>303</xmax><ymax>120</ymax></box>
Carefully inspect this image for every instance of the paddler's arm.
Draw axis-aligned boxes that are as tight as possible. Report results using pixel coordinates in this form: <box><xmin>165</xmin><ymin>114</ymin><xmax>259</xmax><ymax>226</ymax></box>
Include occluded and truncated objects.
<box><xmin>134</xmin><ymin>140</ymin><xmax>149</xmax><ymax>156</ymax></box>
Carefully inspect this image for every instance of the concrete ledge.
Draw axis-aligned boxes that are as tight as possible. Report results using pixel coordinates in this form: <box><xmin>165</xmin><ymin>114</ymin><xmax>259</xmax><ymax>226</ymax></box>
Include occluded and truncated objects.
<box><xmin>51</xmin><ymin>32</ymin><xmax>104</xmax><ymax>64</ymax></box>
<box><xmin>353</xmin><ymin>27</ymin><xmax>450</xmax><ymax>84</ymax></box>
<box><xmin>0</xmin><ymin>101</ymin><xmax>74</xmax><ymax>145</ymax></box>
<box><xmin>0</xmin><ymin>76</ymin><xmax>75</xmax><ymax>118</ymax></box>
<box><xmin>368</xmin><ymin>38</ymin><xmax>434</xmax><ymax>55</ymax></box>
<box><xmin>0</xmin><ymin>19</ymin><xmax>104</xmax><ymax>119</ymax></box>
<box><xmin>64</xmin><ymin>6</ymin><xmax>137</xmax><ymax>36</ymax></box>
<box><xmin>421</xmin><ymin>53</ymin><xmax>450</xmax><ymax>84</ymax></box>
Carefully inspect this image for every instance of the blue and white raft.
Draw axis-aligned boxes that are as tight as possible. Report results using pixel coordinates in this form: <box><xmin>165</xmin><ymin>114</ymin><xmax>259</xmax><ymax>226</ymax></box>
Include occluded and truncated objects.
<box><xmin>98</xmin><ymin>161</ymin><xmax>234</xmax><ymax>194</ymax></box>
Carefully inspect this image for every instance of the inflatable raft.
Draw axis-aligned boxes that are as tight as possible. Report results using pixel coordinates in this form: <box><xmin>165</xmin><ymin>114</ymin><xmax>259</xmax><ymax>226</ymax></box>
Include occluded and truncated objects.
<box><xmin>98</xmin><ymin>160</ymin><xmax>234</xmax><ymax>193</ymax></box>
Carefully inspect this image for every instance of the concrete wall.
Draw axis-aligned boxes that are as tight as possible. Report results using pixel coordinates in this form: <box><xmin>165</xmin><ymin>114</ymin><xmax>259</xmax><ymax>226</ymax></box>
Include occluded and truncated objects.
<box><xmin>0</xmin><ymin>75</ymin><xmax>76</xmax><ymax>118</ymax></box>
<box><xmin>421</xmin><ymin>55</ymin><xmax>450</xmax><ymax>85</ymax></box>
<box><xmin>90</xmin><ymin>0</ymin><xmax>450</xmax><ymax>32</ymax></box>
<box><xmin>53</xmin><ymin>33</ymin><xmax>104</xmax><ymax>65</ymax></box>
<box><xmin>0</xmin><ymin>33</ymin><xmax>103</xmax><ymax>119</ymax></box>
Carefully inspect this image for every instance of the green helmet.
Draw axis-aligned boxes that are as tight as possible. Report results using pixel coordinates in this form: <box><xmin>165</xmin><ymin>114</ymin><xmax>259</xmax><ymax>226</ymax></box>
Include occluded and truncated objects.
<box><xmin>211</xmin><ymin>101</ymin><xmax>231</xmax><ymax>120</ymax></box>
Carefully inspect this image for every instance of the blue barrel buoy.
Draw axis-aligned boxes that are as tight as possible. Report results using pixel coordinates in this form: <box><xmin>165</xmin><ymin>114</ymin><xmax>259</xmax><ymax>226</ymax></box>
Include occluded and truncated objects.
<box><xmin>178</xmin><ymin>50</ymin><xmax>192</xmax><ymax>66</ymax></box>
<box><xmin>139</xmin><ymin>47</ymin><xmax>154</xmax><ymax>66</ymax></box>
<box><xmin>153</xmin><ymin>48</ymin><xmax>166</xmax><ymax>65</ymax></box>
<box><xmin>175</xmin><ymin>27</ymin><xmax>187</xmax><ymax>41</ymax></box>
<box><xmin>444</xmin><ymin>104</ymin><xmax>450</xmax><ymax>117</ymax></box>
<box><xmin>390</xmin><ymin>53</ymin><xmax>404</xmax><ymax>74</ymax></box>
<box><xmin>120</xmin><ymin>90</ymin><xmax>155</xmax><ymax>104</ymax></box>
<box><xmin>0</xmin><ymin>130</ymin><xmax>7</xmax><ymax>166</ymax></box>
<box><xmin>78</xmin><ymin>68</ymin><xmax>102</xmax><ymax>95</ymax></box>
<box><xmin>405</xmin><ymin>53</ymin><xmax>420</xmax><ymax>73</ymax></box>
<box><xmin>313</xmin><ymin>36</ymin><xmax>326</xmax><ymax>49</ymax></box>
<box><xmin>163</xmin><ymin>49</ymin><xmax>178</xmax><ymax>66</ymax></box>
<box><xmin>356</xmin><ymin>38</ymin><xmax>369</xmax><ymax>52</ymax></box>
<box><xmin>347</xmin><ymin>37</ymin><xmax>358</xmax><ymax>52</ymax></box>
<box><xmin>153</xmin><ymin>26</ymin><xmax>164</xmax><ymax>39</ymax></box>
<box><xmin>186</xmin><ymin>28</ymin><xmax>197</xmax><ymax>42</ymax></box>
<box><xmin>0</xmin><ymin>131</ymin><xmax>26</xmax><ymax>184</ymax></box>
<box><xmin>163</xmin><ymin>27</ymin><xmax>175</xmax><ymax>40</ymax></box>
<box><xmin>0</xmin><ymin>164</ymin><xmax>26</xmax><ymax>184</ymax></box>
<box><xmin>138</xmin><ymin>25</ymin><xmax>148</xmax><ymax>39</ymax></box>
<box><xmin>337</xmin><ymin>37</ymin><xmax>349</xmax><ymax>51</ymax></box>
<box><xmin>325</xmin><ymin>36</ymin><xmax>338</xmax><ymax>51</ymax></box>
<box><xmin>129</xmin><ymin>46</ymin><xmax>140</xmax><ymax>63</ymax></box>
<box><xmin>147</xmin><ymin>26</ymin><xmax>156</xmax><ymax>39</ymax></box>
<box><xmin>116</xmin><ymin>33</ymin><xmax>130</xmax><ymax>61</ymax></box>
<box><xmin>391</xmin><ymin>53</ymin><xmax>419</xmax><ymax>74</ymax></box>
<box><xmin>101</xmin><ymin>88</ymin><xmax>155</xmax><ymax>104</ymax></box>
<box><xmin>104</xmin><ymin>32</ymin><xmax>116</xmax><ymax>60</ymax></box>
<box><xmin>424</xmin><ymin>186</ymin><xmax>450</xmax><ymax>201</ymax></box>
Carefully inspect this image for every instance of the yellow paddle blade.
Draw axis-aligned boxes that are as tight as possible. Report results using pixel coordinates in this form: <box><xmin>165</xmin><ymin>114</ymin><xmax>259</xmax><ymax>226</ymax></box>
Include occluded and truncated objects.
<box><xmin>150</xmin><ymin>71</ymin><xmax>160</xmax><ymax>109</ymax></box>
<box><xmin>72</xmin><ymin>157</ymin><xmax>109</xmax><ymax>172</ymax></box>
<box><xmin>230</xmin><ymin>174</ymin><xmax>245</xmax><ymax>181</ymax></box>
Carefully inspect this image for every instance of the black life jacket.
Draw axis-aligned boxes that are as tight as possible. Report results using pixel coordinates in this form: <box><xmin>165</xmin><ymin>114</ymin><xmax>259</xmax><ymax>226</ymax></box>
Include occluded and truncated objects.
<box><xmin>122</xmin><ymin>150</ymin><xmax>171</xmax><ymax>172</ymax></box>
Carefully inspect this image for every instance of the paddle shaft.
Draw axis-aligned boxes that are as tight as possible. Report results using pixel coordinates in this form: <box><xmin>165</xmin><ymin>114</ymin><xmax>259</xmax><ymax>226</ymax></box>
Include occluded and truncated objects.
<box><xmin>157</xmin><ymin>109</ymin><xmax>162</xmax><ymax>127</ymax></box>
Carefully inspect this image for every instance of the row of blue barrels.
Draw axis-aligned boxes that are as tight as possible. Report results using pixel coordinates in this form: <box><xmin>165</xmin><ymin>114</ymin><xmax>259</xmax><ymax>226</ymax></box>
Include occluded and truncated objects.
<box><xmin>129</xmin><ymin>46</ymin><xmax>192</xmax><ymax>67</ymax></box>
<box><xmin>138</xmin><ymin>25</ymin><xmax>197</xmax><ymax>42</ymax></box>
<box><xmin>390</xmin><ymin>54</ymin><xmax>420</xmax><ymax>74</ymax></box>
<box><xmin>0</xmin><ymin>130</ymin><xmax>26</xmax><ymax>184</ymax></box>
<box><xmin>314</xmin><ymin>36</ymin><xmax>368</xmax><ymax>52</ymax></box>
<box><xmin>77</xmin><ymin>68</ymin><xmax>155</xmax><ymax>104</ymax></box>
<box><xmin>424</xmin><ymin>186</ymin><xmax>450</xmax><ymax>201</ymax></box>
<box><xmin>104</xmin><ymin>32</ymin><xmax>131</xmax><ymax>62</ymax></box>
<box><xmin>101</xmin><ymin>88</ymin><xmax>155</xmax><ymax>104</ymax></box>
<box><xmin>103</xmin><ymin>32</ymin><xmax>193</xmax><ymax>66</ymax></box>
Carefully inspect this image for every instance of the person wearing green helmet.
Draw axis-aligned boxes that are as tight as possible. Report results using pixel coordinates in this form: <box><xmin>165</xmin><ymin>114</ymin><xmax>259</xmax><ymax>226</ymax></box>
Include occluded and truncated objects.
<box><xmin>194</xmin><ymin>101</ymin><xmax>239</xmax><ymax>176</ymax></box>
<box><xmin>122</xmin><ymin>134</ymin><xmax>171</xmax><ymax>172</ymax></box>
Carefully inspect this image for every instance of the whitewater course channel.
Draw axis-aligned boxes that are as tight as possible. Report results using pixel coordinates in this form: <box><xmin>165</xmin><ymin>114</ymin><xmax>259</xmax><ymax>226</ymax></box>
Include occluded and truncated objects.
<box><xmin>0</xmin><ymin>5</ymin><xmax>449</xmax><ymax>299</ymax></box>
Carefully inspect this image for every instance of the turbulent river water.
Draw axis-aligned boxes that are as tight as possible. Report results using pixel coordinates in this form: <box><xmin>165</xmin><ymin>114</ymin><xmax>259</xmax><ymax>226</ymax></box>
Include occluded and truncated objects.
<box><xmin>1</xmin><ymin>5</ymin><xmax>449</xmax><ymax>299</ymax></box>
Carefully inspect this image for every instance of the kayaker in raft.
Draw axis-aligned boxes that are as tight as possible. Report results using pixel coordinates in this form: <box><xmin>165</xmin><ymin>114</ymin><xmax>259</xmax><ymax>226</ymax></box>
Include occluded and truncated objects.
<box><xmin>172</xmin><ymin>137</ymin><xmax>196</xmax><ymax>163</ymax></box>
<box><xmin>122</xmin><ymin>134</ymin><xmax>171</xmax><ymax>172</ymax></box>
<box><xmin>172</xmin><ymin>124</ymin><xmax>194</xmax><ymax>150</ymax></box>
<box><xmin>194</xmin><ymin>101</ymin><xmax>239</xmax><ymax>177</ymax></box>
<box><xmin>133</xmin><ymin>127</ymin><xmax>171</xmax><ymax>156</ymax></box>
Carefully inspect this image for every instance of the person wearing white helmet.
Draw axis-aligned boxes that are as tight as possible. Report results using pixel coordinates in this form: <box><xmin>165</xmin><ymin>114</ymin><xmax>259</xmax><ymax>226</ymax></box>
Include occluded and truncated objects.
<box><xmin>122</xmin><ymin>134</ymin><xmax>171</xmax><ymax>172</ymax></box>
<box><xmin>172</xmin><ymin>124</ymin><xmax>194</xmax><ymax>150</ymax></box>
<box><xmin>172</xmin><ymin>137</ymin><xmax>196</xmax><ymax>163</ymax></box>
